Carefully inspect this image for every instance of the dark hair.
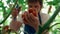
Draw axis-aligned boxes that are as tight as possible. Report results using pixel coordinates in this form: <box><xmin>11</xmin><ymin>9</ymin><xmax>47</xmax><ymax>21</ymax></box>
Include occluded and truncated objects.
<box><xmin>27</xmin><ymin>0</ymin><xmax>43</xmax><ymax>7</ymax></box>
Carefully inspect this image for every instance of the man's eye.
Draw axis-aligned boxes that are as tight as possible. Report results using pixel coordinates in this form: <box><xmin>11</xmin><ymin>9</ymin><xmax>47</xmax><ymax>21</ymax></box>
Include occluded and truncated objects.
<box><xmin>29</xmin><ymin>6</ymin><xmax>32</xmax><ymax>8</ymax></box>
<box><xmin>35</xmin><ymin>6</ymin><xmax>38</xmax><ymax>8</ymax></box>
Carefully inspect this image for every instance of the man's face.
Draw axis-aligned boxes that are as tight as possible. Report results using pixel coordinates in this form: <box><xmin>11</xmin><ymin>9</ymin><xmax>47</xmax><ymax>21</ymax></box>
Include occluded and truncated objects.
<box><xmin>28</xmin><ymin>2</ymin><xmax>41</xmax><ymax>13</ymax></box>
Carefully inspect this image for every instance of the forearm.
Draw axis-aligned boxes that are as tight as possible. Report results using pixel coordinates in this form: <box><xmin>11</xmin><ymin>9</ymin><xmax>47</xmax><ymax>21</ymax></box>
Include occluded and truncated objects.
<box><xmin>10</xmin><ymin>20</ymin><xmax>22</xmax><ymax>31</ymax></box>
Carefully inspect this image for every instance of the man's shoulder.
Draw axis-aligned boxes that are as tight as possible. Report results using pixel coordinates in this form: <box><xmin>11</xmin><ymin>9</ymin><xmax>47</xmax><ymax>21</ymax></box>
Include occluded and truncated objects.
<box><xmin>40</xmin><ymin>13</ymin><xmax>49</xmax><ymax>25</ymax></box>
<box><xmin>40</xmin><ymin>13</ymin><xmax>49</xmax><ymax>18</ymax></box>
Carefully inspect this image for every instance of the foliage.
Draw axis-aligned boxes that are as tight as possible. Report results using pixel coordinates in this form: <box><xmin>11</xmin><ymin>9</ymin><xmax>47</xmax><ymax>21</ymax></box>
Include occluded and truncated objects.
<box><xmin>0</xmin><ymin>0</ymin><xmax>60</xmax><ymax>34</ymax></box>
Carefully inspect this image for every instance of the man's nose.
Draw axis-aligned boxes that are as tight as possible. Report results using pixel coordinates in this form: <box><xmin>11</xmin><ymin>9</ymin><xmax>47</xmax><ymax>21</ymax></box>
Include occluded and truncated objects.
<box><xmin>29</xmin><ymin>7</ymin><xmax>36</xmax><ymax>11</ymax></box>
<box><xmin>32</xmin><ymin>7</ymin><xmax>36</xmax><ymax>9</ymax></box>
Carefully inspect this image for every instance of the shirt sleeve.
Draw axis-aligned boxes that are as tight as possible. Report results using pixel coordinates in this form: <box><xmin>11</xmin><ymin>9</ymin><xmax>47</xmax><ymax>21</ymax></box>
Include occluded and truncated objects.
<box><xmin>40</xmin><ymin>13</ymin><xmax>50</xmax><ymax>26</ymax></box>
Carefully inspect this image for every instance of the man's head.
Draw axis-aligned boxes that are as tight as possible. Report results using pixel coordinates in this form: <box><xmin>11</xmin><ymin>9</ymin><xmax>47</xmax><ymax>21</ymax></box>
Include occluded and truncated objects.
<box><xmin>27</xmin><ymin>0</ymin><xmax>43</xmax><ymax>13</ymax></box>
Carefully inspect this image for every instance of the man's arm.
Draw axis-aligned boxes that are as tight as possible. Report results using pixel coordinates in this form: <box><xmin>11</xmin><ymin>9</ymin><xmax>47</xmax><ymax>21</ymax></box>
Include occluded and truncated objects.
<box><xmin>10</xmin><ymin>8</ymin><xmax>22</xmax><ymax>32</ymax></box>
<box><xmin>22</xmin><ymin>12</ymin><xmax>39</xmax><ymax>32</ymax></box>
<box><xmin>10</xmin><ymin>19</ymin><xmax>22</xmax><ymax>32</ymax></box>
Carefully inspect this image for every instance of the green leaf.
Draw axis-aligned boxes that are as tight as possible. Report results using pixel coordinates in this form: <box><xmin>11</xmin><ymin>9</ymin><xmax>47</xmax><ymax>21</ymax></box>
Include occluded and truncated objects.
<box><xmin>6</xmin><ymin>0</ymin><xmax>11</xmax><ymax>4</ymax></box>
<box><xmin>18</xmin><ymin>0</ymin><xmax>24</xmax><ymax>4</ymax></box>
<box><xmin>47</xmin><ymin>1</ymin><xmax>53</xmax><ymax>5</ymax></box>
<box><xmin>47</xmin><ymin>0</ymin><xmax>60</xmax><ymax>6</ymax></box>
<box><xmin>0</xmin><ymin>1</ymin><xmax>3</xmax><ymax>7</ymax></box>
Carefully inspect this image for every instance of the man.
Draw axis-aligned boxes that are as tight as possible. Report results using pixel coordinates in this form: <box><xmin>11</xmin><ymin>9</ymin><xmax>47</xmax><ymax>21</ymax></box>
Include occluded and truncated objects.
<box><xmin>10</xmin><ymin>0</ymin><xmax>49</xmax><ymax>34</ymax></box>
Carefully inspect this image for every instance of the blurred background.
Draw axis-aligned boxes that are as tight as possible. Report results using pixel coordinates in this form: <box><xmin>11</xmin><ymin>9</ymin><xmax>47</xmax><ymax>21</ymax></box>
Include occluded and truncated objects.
<box><xmin>0</xmin><ymin>0</ymin><xmax>60</xmax><ymax>34</ymax></box>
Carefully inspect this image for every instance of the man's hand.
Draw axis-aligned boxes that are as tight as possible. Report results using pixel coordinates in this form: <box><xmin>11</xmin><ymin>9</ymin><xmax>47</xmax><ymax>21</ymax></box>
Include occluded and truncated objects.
<box><xmin>22</xmin><ymin>12</ymin><xmax>39</xmax><ymax>31</ymax></box>
<box><xmin>10</xmin><ymin>7</ymin><xmax>21</xmax><ymax>31</ymax></box>
<box><xmin>10</xmin><ymin>20</ymin><xmax>22</xmax><ymax>31</ymax></box>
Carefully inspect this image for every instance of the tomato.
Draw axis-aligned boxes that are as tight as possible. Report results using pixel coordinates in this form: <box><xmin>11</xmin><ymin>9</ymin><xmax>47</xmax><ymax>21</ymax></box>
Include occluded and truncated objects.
<box><xmin>28</xmin><ymin>8</ymin><xmax>37</xmax><ymax>17</ymax></box>
<box><xmin>3</xmin><ymin>26</ymin><xmax>9</xmax><ymax>31</ymax></box>
<box><xmin>22</xmin><ymin>8</ymin><xmax>37</xmax><ymax>23</ymax></box>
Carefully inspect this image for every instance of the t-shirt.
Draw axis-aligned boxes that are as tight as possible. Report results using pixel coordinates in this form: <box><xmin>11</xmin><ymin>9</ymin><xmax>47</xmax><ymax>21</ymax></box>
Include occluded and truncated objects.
<box><xmin>17</xmin><ymin>12</ymin><xmax>49</xmax><ymax>34</ymax></box>
<box><xmin>17</xmin><ymin>12</ymin><xmax>49</xmax><ymax>26</ymax></box>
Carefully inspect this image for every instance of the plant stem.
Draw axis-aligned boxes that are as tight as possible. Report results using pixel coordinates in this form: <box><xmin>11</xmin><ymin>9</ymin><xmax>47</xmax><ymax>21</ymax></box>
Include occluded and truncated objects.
<box><xmin>0</xmin><ymin>0</ymin><xmax>18</xmax><ymax>24</ymax></box>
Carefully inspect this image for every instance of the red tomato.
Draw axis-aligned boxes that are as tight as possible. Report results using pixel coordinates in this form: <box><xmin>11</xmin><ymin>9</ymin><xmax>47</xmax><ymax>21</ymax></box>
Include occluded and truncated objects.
<box><xmin>28</xmin><ymin>8</ymin><xmax>37</xmax><ymax>17</ymax></box>
<box><xmin>22</xmin><ymin>8</ymin><xmax>37</xmax><ymax>23</ymax></box>
<box><xmin>3</xmin><ymin>26</ymin><xmax>9</xmax><ymax>31</ymax></box>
